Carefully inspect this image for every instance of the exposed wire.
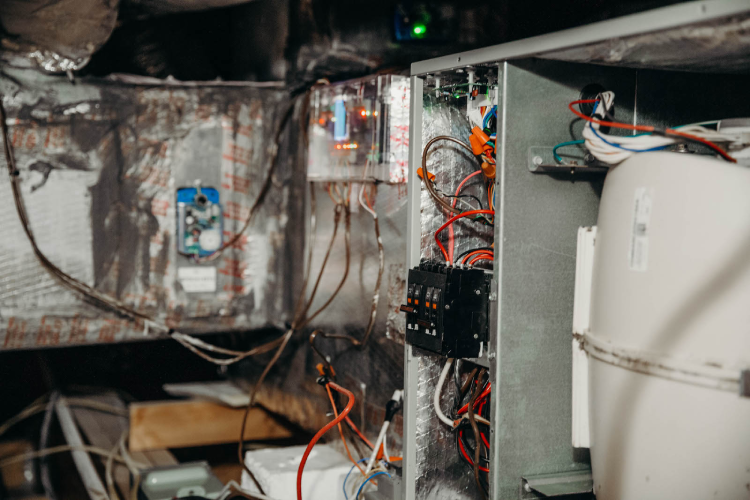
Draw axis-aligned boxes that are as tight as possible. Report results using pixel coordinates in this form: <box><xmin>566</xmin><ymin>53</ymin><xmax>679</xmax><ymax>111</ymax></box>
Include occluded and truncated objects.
<box><xmin>0</xmin><ymin>444</ymin><xmax>146</xmax><ymax>470</ymax></box>
<box><xmin>326</xmin><ymin>383</ymin><xmax>364</xmax><ymax>474</ymax></box>
<box><xmin>462</xmin><ymin>250</ymin><xmax>494</xmax><ymax>265</ymax></box>
<box><xmin>355</xmin><ymin>471</ymin><xmax>391</xmax><ymax>499</ymax></box>
<box><xmin>434</xmin><ymin>210</ymin><xmax>495</xmax><ymax>263</ymax></box>
<box><xmin>181</xmin><ymin>97</ymin><xmax>301</xmax><ymax>262</ymax></box>
<box><xmin>469</xmin><ymin>255</ymin><xmax>493</xmax><ymax>266</ymax></box>
<box><xmin>0</xmin><ymin>397</ymin><xmax>130</xmax><ymax>440</ymax></box>
<box><xmin>434</xmin><ymin>358</ymin><xmax>456</xmax><ymax>427</ymax></box>
<box><xmin>448</xmin><ymin>170</ymin><xmax>484</xmax><ymax>262</ymax></box>
<box><xmin>343</xmin><ymin>458</ymin><xmax>369</xmax><ymax>500</ymax></box>
<box><xmin>0</xmin><ymin>94</ymin><xmax>304</xmax><ymax>372</ymax></box>
<box><xmin>552</xmin><ymin>139</ymin><xmax>585</xmax><ymax>163</ymax></box>
<box><xmin>421</xmin><ymin>136</ymin><xmax>478</xmax><ymax>215</ymax></box>
<box><xmin>568</xmin><ymin>97</ymin><xmax>736</xmax><ymax>163</ymax></box>
<box><xmin>454</xmin><ymin>247</ymin><xmax>493</xmax><ymax>265</ymax></box>
<box><xmin>297</xmin><ymin>382</ymin><xmax>355</xmax><ymax>500</ymax></box>
<box><xmin>357</xmin><ymin>160</ymin><xmax>385</xmax><ymax>348</ymax></box>
<box><xmin>468</xmin><ymin>369</ymin><xmax>489</xmax><ymax>500</ymax></box>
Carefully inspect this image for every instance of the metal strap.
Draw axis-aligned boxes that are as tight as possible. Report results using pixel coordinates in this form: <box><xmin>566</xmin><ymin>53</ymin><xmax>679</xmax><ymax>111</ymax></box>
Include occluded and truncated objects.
<box><xmin>579</xmin><ymin>331</ymin><xmax>750</xmax><ymax>397</ymax></box>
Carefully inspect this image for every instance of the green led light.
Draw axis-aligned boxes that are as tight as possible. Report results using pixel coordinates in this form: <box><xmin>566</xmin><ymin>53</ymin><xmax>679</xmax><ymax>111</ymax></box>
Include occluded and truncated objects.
<box><xmin>412</xmin><ymin>23</ymin><xmax>426</xmax><ymax>37</ymax></box>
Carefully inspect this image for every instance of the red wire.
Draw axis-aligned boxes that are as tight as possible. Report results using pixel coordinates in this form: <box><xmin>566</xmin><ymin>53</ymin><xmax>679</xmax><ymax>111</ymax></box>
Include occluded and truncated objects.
<box><xmin>478</xmin><ymin>400</ymin><xmax>490</xmax><ymax>449</ymax></box>
<box><xmin>435</xmin><ymin>209</ymin><xmax>495</xmax><ymax>262</ymax></box>
<box><xmin>458</xmin><ymin>430</ymin><xmax>490</xmax><ymax>473</ymax></box>
<box><xmin>462</xmin><ymin>250</ymin><xmax>493</xmax><ymax>265</ymax></box>
<box><xmin>469</xmin><ymin>255</ymin><xmax>493</xmax><ymax>266</ymax></box>
<box><xmin>448</xmin><ymin>170</ymin><xmax>484</xmax><ymax>262</ymax></box>
<box><xmin>297</xmin><ymin>382</ymin><xmax>355</xmax><ymax>500</ymax></box>
<box><xmin>458</xmin><ymin>383</ymin><xmax>491</xmax><ymax>415</ymax></box>
<box><xmin>568</xmin><ymin>99</ymin><xmax>735</xmax><ymax>163</ymax></box>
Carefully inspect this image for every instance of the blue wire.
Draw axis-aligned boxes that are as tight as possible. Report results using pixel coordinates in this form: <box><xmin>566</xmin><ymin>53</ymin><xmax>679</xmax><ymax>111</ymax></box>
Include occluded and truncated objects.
<box><xmin>553</xmin><ymin>101</ymin><xmax>671</xmax><ymax>163</ymax></box>
<box><xmin>355</xmin><ymin>471</ymin><xmax>391</xmax><ymax>499</ymax></box>
<box><xmin>588</xmin><ymin>101</ymin><xmax>669</xmax><ymax>154</ymax></box>
<box><xmin>343</xmin><ymin>459</ymin><xmax>369</xmax><ymax>500</ymax></box>
<box><xmin>552</xmin><ymin>139</ymin><xmax>585</xmax><ymax>163</ymax></box>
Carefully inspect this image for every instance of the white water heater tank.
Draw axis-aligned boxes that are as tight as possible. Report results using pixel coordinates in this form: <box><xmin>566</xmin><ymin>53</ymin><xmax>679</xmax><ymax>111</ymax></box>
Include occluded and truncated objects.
<box><xmin>588</xmin><ymin>152</ymin><xmax>750</xmax><ymax>499</ymax></box>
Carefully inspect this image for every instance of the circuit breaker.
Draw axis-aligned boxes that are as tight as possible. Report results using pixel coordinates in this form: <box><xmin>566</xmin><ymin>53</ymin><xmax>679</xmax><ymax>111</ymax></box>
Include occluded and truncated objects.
<box><xmin>400</xmin><ymin>260</ymin><xmax>490</xmax><ymax>358</ymax></box>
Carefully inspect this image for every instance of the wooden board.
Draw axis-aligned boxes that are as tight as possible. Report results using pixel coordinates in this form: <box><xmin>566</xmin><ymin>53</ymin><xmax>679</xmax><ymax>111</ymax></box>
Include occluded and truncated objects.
<box><xmin>129</xmin><ymin>400</ymin><xmax>293</xmax><ymax>452</ymax></box>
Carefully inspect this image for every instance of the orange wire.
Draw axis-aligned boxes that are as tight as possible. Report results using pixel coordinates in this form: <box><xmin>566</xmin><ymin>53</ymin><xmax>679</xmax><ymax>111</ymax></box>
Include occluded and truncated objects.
<box><xmin>297</xmin><ymin>382</ymin><xmax>354</xmax><ymax>500</ymax></box>
<box><xmin>462</xmin><ymin>250</ymin><xmax>493</xmax><ymax>265</ymax></box>
<box><xmin>469</xmin><ymin>255</ymin><xmax>493</xmax><ymax>266</ymax></box>
<box><xmin>326</xmin><ymin>384</ymin><xmax>364</xmax><ymax>474</ymax></box>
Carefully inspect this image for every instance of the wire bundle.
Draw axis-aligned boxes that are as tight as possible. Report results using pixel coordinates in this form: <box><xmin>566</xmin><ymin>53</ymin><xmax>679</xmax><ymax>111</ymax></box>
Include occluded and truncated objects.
<box><xmin>433</xmin><ymin>359</ymin><xmax>492</xmax><ymax>499</ymax></box>
<box><xmin>573</xmin><ymin>91</ymin><xmax>742</xmax><ymax>164</ymax></box>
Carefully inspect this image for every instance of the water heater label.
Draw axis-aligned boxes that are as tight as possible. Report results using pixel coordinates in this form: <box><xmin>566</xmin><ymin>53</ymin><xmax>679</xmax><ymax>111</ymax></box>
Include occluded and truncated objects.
<box><xmin>629</xmin><ymin>187</ymin><xmax>653</xmax><ymax>272</ymax></box>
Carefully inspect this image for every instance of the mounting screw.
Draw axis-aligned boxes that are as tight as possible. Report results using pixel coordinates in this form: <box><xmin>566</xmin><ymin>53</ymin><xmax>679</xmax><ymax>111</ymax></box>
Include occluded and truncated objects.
<box><xmin>475</xmin><ymin>289</ymin><xmax>481</xmax><ymax>295</ymax></box>
<box><xmin>524</xmin><ymin>482</ymin><xmax>532</xmax><ymax>493</ymax></box>
<box><xmin>533</xmin><ymin>156</ymin><xmax>543</xmax><ymax>166</ymax></box>
<box><xmin>445</xmin><ymin>304</ymin><xmax>450</xmax><ymax>310</ymax></box>
<box><xmin>584</xmin><ymin>153</ymin><xmax>594</xmax><ymax>163</ymax></box>
<box><xmin>473</xmin><ymin>334</ymin><xmax>478</xmax><ymax>339</ymax></box>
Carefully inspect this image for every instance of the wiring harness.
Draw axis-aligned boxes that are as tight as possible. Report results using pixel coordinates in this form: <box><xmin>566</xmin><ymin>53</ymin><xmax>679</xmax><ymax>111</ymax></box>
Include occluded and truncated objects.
<box><xmin>567</xmin><ymin>91</ymin><xmax>744</xmax><ymax>165</ymax></box>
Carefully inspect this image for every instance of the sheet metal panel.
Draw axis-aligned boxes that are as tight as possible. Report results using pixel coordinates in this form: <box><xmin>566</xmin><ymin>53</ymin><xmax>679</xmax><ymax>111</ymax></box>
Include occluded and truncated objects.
<box><xmin>0</xmin><ymin>68</ymin><xmax>296</xmax><ymax>348</ymax></box>
<box><xmin>410</xmin><ymin>0</ymin><xmax>750</xmax><ymax>76</ymax></box>
<box><xmin>487</xmin><ymin>60</ymin><xmax>635</xmax><ymax>499</ymax></box>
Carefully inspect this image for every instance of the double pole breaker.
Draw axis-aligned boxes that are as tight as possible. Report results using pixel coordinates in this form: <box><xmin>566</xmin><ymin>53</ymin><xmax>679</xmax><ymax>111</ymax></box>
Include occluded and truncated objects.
<box><xmin>400</xmin><ymin>260</ymin><xmax>490</xmax><ymax>358</ymax></box>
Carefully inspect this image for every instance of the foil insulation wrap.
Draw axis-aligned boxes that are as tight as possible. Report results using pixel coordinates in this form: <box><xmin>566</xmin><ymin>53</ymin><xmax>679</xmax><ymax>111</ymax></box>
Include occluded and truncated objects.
<box><xmin>420</xmin><ymin>96</ymin><xmax>493</xmax><ymax>263</ymax></box>
<box><xmin>412</xmin><ymin>96</ymin><xmax>492</xmax><ymax>499</ymax></box>
<box><xmin>0</xmin><ymin>69</ymin><xmax>299</xmax><ymax>348</ymax></box>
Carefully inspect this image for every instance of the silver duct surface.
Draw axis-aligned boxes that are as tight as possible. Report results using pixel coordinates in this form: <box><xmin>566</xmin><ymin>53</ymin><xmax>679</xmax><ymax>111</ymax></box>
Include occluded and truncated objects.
<box><xmin>0</xmin><ymin>69</ymin><xmax>297</xmax><ymax>348</ymax></box>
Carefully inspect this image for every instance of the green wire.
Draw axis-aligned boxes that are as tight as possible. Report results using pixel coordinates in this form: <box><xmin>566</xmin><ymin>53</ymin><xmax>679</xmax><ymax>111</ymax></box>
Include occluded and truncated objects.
<box><xmin>552</xmin><ymin>139</ymin><xmax>585</xmax><ymax>163</ymax></box>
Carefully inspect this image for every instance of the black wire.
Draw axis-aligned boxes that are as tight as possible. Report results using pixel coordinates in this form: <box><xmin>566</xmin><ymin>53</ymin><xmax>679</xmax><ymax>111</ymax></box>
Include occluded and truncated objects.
<box><xmin>443</xmin><ymin>194</ymin><xmax>483</xmax><ymax>210</ymax></box>
<box><xmin>454</xmin><ymin>246</ymin><xmax>493</xmax><ymax>264</ymax></box>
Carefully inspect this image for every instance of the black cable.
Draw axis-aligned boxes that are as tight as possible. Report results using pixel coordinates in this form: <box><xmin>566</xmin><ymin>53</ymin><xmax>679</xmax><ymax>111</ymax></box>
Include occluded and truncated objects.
<box><xmin>443</xmin><ymin>194</ymin><xmax>483</xmax><ymax>210</ymax></box>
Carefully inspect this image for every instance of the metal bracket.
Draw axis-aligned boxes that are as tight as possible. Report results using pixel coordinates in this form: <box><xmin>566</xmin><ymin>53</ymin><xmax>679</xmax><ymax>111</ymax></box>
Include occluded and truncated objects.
<box><xmin>528</xmin><ymin>146</ymin><xmax>608</xmax><ymax>177</ymax></box>
<box><xmin>521</xmin><ymin>470</ymin><xmax>594</xmax><ymax>498</ymax></box>
<box><xmin>740</xmin><ymin>369</ymin><xmax>750</xmax><ymax>398</ymax></box>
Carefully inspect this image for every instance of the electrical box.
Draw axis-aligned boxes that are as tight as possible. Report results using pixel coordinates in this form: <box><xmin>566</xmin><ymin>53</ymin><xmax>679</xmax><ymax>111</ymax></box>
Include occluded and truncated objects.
<box><xmin>308</xmin><ymin>75</ymin><xmax>410</xmax><ymax>183</ymax></box>
<box><xmin>401</xmin><ymin>260</ymin><xmax>490</xmax><ymax>358</ymax></box>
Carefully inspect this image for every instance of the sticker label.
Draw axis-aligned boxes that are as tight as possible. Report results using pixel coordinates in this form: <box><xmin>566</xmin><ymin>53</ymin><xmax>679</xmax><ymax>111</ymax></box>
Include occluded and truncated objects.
<box><xmin>629</xmin><ymin>187</ymin><xmax>653</xmax><ymax>272</ymax></box>
<box><xmin>178</xmin><ymin>266</ymin><xmax>217</xmax><ymax>293</ymax></box>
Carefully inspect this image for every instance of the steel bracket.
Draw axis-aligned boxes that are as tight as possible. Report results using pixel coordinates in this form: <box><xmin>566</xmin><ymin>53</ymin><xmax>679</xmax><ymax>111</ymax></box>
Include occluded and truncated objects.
<box><xmin>520</xmin><ymin>469</ymin><xmax>594</xmax><ymax>498</ymax></box>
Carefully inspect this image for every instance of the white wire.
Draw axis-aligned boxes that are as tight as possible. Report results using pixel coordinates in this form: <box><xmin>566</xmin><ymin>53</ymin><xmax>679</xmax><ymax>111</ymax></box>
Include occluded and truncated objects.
<box><xmin>582</xmin><ymin>91</ymin><xmax>745</xmax><ymax>165</ymax></box>
<box><xmin>434</xmin><ymin>358</ymin><xmax>455</xmax><ymax>427</ymax></box>
<box><xmin>358</xmin><ymin>159</ymin><xmax>377</xmax><ymax>218</ymax></box>
<box><xmin>365</xmin><ymin>420</ymin><xmax>390</xmax><ymax>475</ymax></box>
<box><xmin>382</xmin><ymin>433</ymin><xmax>390</xmax><ymax>462</ymax></box>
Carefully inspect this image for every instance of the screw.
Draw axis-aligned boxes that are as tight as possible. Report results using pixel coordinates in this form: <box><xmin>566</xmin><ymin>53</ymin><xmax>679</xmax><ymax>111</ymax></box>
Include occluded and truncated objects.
<box><xmin>584</xmin><ymin>153</ymin><xmax>594</xmax><ymax>163</ymax></box>
<box><xmin>475</xmin><ymin>289</ymin><xmax>481</xmax><ymax>295</ymax></box>
<box><xmin>533</xmin><ymin>156</ymin><xmax>543</xmax><ymax>166</ymax></box>
<box><xmin>524</xmin><ymin>483</ymin><xmax>532</xmax><ymax>493</ymax></box>
<box><xmin>445</xmin><ymin>304</ymin><xmax>450</xmax><ymax>310</ymax></box>
<box><xmin>473</xmin><ymin>334</ymin><xmax>478</xmax><ymax>339</ymax></box>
